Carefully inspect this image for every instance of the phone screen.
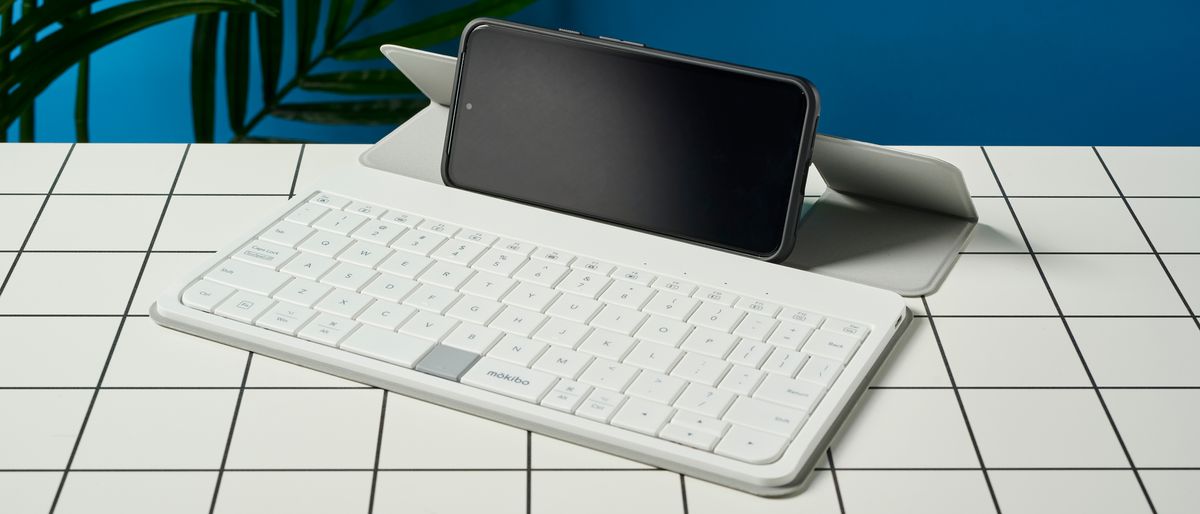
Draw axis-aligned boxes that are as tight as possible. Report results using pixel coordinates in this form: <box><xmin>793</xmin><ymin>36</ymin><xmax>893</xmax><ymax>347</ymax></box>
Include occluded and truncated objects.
<box><xmin>445</xmin><ymin>23</ymin><xmax>814</xmax><ymax>258</ymax></box>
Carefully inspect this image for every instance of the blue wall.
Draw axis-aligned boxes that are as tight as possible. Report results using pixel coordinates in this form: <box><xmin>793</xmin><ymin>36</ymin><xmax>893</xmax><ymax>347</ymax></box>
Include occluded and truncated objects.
<box><xmin>12</xmin><ymin>0</ymin><xmax>1200</xmax><ymax>144</ymax></box>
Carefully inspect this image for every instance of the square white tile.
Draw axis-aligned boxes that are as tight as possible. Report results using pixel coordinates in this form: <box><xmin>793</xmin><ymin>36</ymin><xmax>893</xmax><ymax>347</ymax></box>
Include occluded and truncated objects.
<box><xmin>55</xmin><ymin>144</ymin><xmax>186</xmax><ymax>193</ymax></box>
<box><xmin>1010</xmin><ymin>198</ymin><xmax>1149</xmax><ymax>253</ymax></box>
<box><xmin>990</xmin><ymin>470</ymin><xmax>1151</xmax><ymax>514</ymax></box>
<box><xmin>963</xmin><ymin>197</ymin><xmax>1026</xmax><ymax>253</ymax></box>
<box><xmin>174</xmin><ymin>144</ymin><xmax>300</xmax><ymax>194</ymax></box>
<box><xmin>1162</xmin><ymin>255</ymin><xmax>1200</xmax><ymax>311</ymax></box>
<box><xmin>0</xmin><ymin>253</ymin><xmax>144</xmax><ymax>314</ymax></box>
<box><xmin>1103</xmin><ymin>389</ymin><xmax>1200</xmax><ymax>468</ymax></box>
<box><xmin>838</xmin><ymin>470</ymin><xmax>995</xmax><ymax>514</ymax></box>
<box><xmin>0</xmin><ymin>317</ymin><xmax>119</xmax><ymax>387</ymax></box>
<box><xmin>379</xmin><ymin>393</ymin><xmax>525</xmax><ymax>469</ymax></box>
<box><xmin>1097</xmin><ymin>147</ymin><xmax>1200</xmax><ymax>196</ymax></box>
<box><xmin>213</xmin><ymin>471</ymin><xmax>371</xmax><ymax>514</ymax></box>
<box><xmin>1128</xmin><ymin>198</ymin><xmax>1200</xmax><ymax>252</ymax></box>
<box><xmin>72</xmin><ymin>389</ymin><xmax>237</xmax><ymax>469</ymax></box>
<box><xmin>373</xmin><ymin>471</ymin><xmax>524</xmax><ymax>514</ymax></box>
<box><xmin>870</xmin><ymin>318</ymin><xmax>951</xmax><ymax>387</ymax></box>
<box><xmin>1141</xmin><ymin>470</ymin><xmax>1200</xmax><ymax>514</ymax></box>
<box><xmin>154</xmin><ymin>196</ymin><xmax>287</xmax><ymax>251</ymax></box>
<box><xmin>832</xmin><ymin>389</ymin><xmax>979</xmax><ymax>468</ymax></box>
<box><xmin>0</xmin><ymin>143</ymin><xmax>71</xmax><ymax>192</ymax></box>
<box><xmin>893</xmin><ymin>145</ymin><xmax>1001</xmax><ymax>196</ymax></box>
<box><xmin>0</xmin><ymin>390</ymin><xmax>92</xmax><ymax>469</ymax></box>
<box><xmin>0</xmin><ymin>472</ymin><xmax>61</xmax><ymax>514</ymax></box>
<box><xmin>925</xmin><ymin>254</ymin><xmax>1057</xmax><ymax>315</ymax></box>
<box><xmin>986</xmin><ymin>146</ymin><xmax>1117</xmax><ymax>196</ymax></box>
<box><xmin>1040</xmin><ymin>254</ymin><xmax>1187</xmax><ymax>315</ymax></box>
<box><xmin>1071</xmin><ymin>318</ymin><xmax>1200</xmax><ymax>386</ymax></box>
<box><xmin>960</xmin><ymin>389</ymin><xmax>1128</xmax><ymax>468</ymax></box>
<box><xmin>683</xmin><ymin>471</ymin><xmax>840</xmax><ymax>514</ymax></box>
<box><xmin>26</xmin><ymin>195</ymin><xmax>165</xmax><ymax>250</ymax></box>
<box><xmin>532</xmin><ymin>470</ymin><xmax>683</xmax><ymax>514</ymax></box>
<box><xmin>936</xmin><ymin>317</ymin><xmax>1089</xmax><ymax>386</ymax></box>
<box><xmin>0</xmin><ymin>194</ymin><xmax>41</xmax><ymax>251</ymax></box>
<box><xmin>243</xmin><ymin>355</ymin><xmax>365</xmax><ymax>388</ymax></box>
<box><xmin>55</xmin><ymin>472</ymin><xmax>216</xmax><ymax>514</ymax></box>
<box><xmin>226</xmin><ymin>389</ymin><xmax>379</xmax><ymax>469</ymax></box>
<box><xmin>102</xmin><ymin>318</ymin><xmax>247</xmax><ymax>387</ymax></box>
<box><xmin>531</xmin><ymin>433</ymin><xmax>650</xmax><ymax>470</ymax></box>
<box><xmin>129</xmin><ymin>252</ymin><xmax>212</xmax><ymax>315</ymax></box>
<box><xmin>293</xmin><ymin>144</ymin><xmax>375</xmax><ymax>193</ymax></box>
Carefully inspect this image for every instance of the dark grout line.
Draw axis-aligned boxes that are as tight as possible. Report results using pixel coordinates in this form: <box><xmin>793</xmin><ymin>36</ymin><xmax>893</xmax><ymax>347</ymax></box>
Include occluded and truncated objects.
<box><xmin>207</xmin><ymin>353</ymin><xmax>254</xmax><ymax>514</ymax></box>
<box><xmin>367</xmin><ymin>390</ymin><xmax>388</xmax><ymax>514</ymax></box>
<box><xmin>827</xmin><ymin>448</ymin><xmax>846</xmax><ymax>514</ymax></box>
<box><xmin>526</xmin><ymin>431</ymin><xmax>533</xmax><ymax>514</ymax></box>
<box><xmin>981</xmin><ymin>146</ymin><xmax>1159</xmax><ymax>514</ymax></box>
<box><xmin>8</xmin><ymin>466</ymin><xmax>1193</xmax><ymax>473</ymax></box>
<box><xmin>49</xmin><ymin>144</ymin><xmax>192</xmax><ymax>514</ymax></box>
<box><xmin>678</xmin><ymin>473</ymin><xmax>690</xmax><ymax>514</ymax></box>
<box><xmin>0</xmin><ymin>144</ymin><xmax>75</xmax><ymax>303</ymax></box>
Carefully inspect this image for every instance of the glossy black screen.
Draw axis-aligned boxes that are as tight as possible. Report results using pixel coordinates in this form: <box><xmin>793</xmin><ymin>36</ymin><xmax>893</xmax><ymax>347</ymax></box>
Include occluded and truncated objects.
<box><xmin>445</xmin><ymin>24</ymin><xmax>810</xmax><ymax>257</ymax></box>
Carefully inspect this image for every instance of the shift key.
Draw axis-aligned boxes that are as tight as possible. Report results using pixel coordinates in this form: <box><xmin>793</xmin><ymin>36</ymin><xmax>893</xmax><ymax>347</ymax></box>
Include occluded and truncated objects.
<box><xmin>206</xmin><ymin>259</ymin><xmax>290</xmax><ymax>296</ymax></box>
<box><xmin>462</xmin><ymin>357</ymin><xmax>558</xmax><ymax>403</ymax></box>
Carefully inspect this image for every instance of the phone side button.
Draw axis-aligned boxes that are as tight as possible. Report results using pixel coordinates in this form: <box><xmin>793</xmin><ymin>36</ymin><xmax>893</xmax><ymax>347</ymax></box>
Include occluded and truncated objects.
<box><xmin>558</xmin><ymin>28</ymin><xmax>581</xmax><ymax>35</ymax></box>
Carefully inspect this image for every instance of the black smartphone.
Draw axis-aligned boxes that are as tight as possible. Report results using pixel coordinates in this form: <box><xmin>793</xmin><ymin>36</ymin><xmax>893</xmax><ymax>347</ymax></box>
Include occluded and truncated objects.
<box><xmin>443</xmin><ymin>19</ymin><xmax>820</xmax><ymax>261</ymax></box>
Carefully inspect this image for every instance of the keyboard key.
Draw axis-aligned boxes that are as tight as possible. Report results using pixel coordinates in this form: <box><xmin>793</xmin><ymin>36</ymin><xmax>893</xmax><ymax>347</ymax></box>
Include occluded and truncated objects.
<box><xmin>255</xmin><ymin>303</ymin><xmax>316</xmax><ymax>335</ymax></box>
<box><xmin>577</xmin><ymin>388</ymin><xmax>626</xmax><ymax>423</ymax></box>
<box><xmin>495</xmin><ymin>238</ymin><xmax>535</xmax><ymax>256</ymax></box>
<box><xmin>766</xmin><ymin>321</ymin><xmax>815</xmax><ymax>351</ymax></box>
<box><xmin>345</xmin><ymin>200</ymin><xmax>383</xmax><ymax>218</ymax></box>
<box><xmin>634</xmin><ymin>316</ymin><xmax>692</xmax><ymax>347</ymax></box>
<box><xmin>579</xmin><ymin>358</ymin><xmax>640</xmax><ymax>392</ymax></box>
<box><xmin>285</xmin><ymin>202</ymin><xmax>329</xmax><ymax>225</ymax></box>
<box><xmin>671</xmin><ymin>353</ymin><xmax>731</xmax><ymax>387</ymax></box>
<box><xmin>430</xmin><ymin>239</ymin><xmax>487</xmax><ymax>266</ymax></box>
<box><xmin>355</xmin><ymin>302</ymin><xmax>416</xmax><ymax>331</ymax></box>
<box><xmin>571</xmin><ymin>258</ymin><xmax>614</xmax><ymax>276</ymax></box>
<box><xmin>489</xmin><ymin>335</ymin><xmax>549</xmax><ymax>367</ymax></box>
<box><xmin>661</xmin><ymin>424</ymin><xmax>721</xmax><ymax>451</ymax></box>
<box><xmin>761</xmin><ymin>350</ymin><xmax>808</xmax><ymax>377</ymax></box>
<box><xmin>350</xmin><ymin>221</ymin><xmax>405</xmax><ymax>246</ymax></box>
<box><xmin>456</xmin><ymin>229</ymin><xmax>497</xmax><ymax>246</ymax></box>
<box><xmin>392</xmin><ymin>229</ymin><xmax>447</xmax><ymax>256</ymax></box>
<box><xmin>309</xmin><ymin>192</ymin><xmax>350</xmax><ymax>209</ymax></box>
<box><xmin>623</xmin><ymin>341</ymin><xmax>683</xmax><ymax>374</ymax></box>
<box><xmin>418</xmin><ymin>261</ymin><xmax>476</xmax><ymax>290</ymax></box>
<box><xmin>445</xmin><ymin>295</ymin><xmax>503</xmax><ymax>325</ymax></box>
<box><xmin>679</xmin><ymin>328</ymin><xmax>738</xmax><ymax>359</ymax></box>
<box><xmin>652</xmin><ymin>277</ymin><xmax>698</xmax><ymax>296</ymax></box>
<box><xmin>319</xmin><ymin>262</ymin><xmax>377</xmax><ymax>291</ymax></box>
<box><xmin>297</xmin><ymin>231</ymin><xmax>353</xmax><ymax>258</ymax></box>
<box><xmin>672</xmin><ymin>410</ymin><xmax>730</xmax><ymax>436</ymax></box>
<box><xmin>723</xmin><ymin>396</ymin><xmax>807</xmax><ymax>438</ymax></box>
<box><xmin>578</xmin><ymin>330</ymin><xmax>637</xmax><ymax>361</ymax></box>
<box><xmin>400</xmin><ymin>310</ymin><xmax>458</xmax><ymax>342</ymax></box>
<box><xmin>728</xmin><ymin>340</ymin><xmax>774</xmax><ymax>368</ymax></box>
<box><xmin>533</xmin><ymin>346</ymin><xmax>593</xmax><ymax>379</ymax></box>
<box><xmin>796</xmin><ymin>355</ymin><xmax>842</xmax><ymax>387</ymax></box>
<box><xmin>557</xmin><ymin>269</ymin><xmax>611</xmax><ymax>299</ymax></box>
<box><xmin>599</xmin><ymin>282</ymin><xmax>654</xmax><ymax>309</ymax></box>
<box><xmin>273</xmin><ymin>278</ymin><xmax>332</xmax><ymax>308</ymax></box>
<box><xmin>689</xmin><ymin>302</ymin><xmax>745</xmax><ymax>333</ymax></box>
<box><xmin>545</xmin><ymin>295</ymin><xmax>603</xmax><ymax>324</ymax></box>
<box><xmin>714</xmin><ymin>425</ymin><xmax>788</xmax><ymax>464</ymax></box>
<box><xmin>590</xmin><ymin>304</ymin><xmax>646</xmax><ymax>336</ymax></box>
<box><xmin>314</xmin><ymin>289</ymin><xmax>373</xmax><ymax>318</ymax></box>
<box><xmin>612</xmin><ymin>266</ymin><xmax>655</xmax><ymax>286</ymax></box>
<box><xmin>719</xmin><ymin>365</ymin><xmax>766</xmax><ymax>396</ymax></box>
<box><xmin>182</xmin><ymin>280</ymin><xmax>235</xmax><ymax>312</ymax></box>
<box><xmin>821</xmin><ymin>318</ymin><xmax>871</xmax><ymax>341</ymax></box>
<box><xmin>380</xmin><ymin>210</ymin><xmax>421</xmax><ymax>227</ymax></box>
<box><xmin>416</xmin><ymin>344</ymin><xmax>479</xmax><ymax>381</ymax></box>
<box><xmin>377</xmin><ymin>252</ymin><xmax>433</xmax><ymax>280</ymax></box>
<box><xmin>694</xmin><ymin>287</ymin><xmax>737</xmax><ymax>306</ymax></box>
<box><xmin>297</xmin><ymin>313</ymin><xmax>358</xmax><ymax>346</ymax></box>
<box><xmin>261</xmin><ymin>221</ymin><xmax>313</xmax><ymax>247</ymax></box>
<box><xmin>473</xmin><ymin>248</ymin><xmax>526</xmax><ymax>277</ymax></box>
<box><xmin>755</xmin><ymin>374</ymin><xmax>825</xmax><ymax>412</ymax></box>
<box><xmin>361</xmin><ymin>274</ymin><xmax>418</xmax><ymax>303</ymax></box>
<box><xmin>462</xmin><ymin>357</ymin><xmax>557</xmax><ymax>402</ymax></box>
<box><xmin>279</xmin><ymin>252</ymin><xmax>336</xmax><ymax>281</ymax></box>
<box><xmin>417</xmin><ymin>219</ymin><xmax>460</xmax><ymax>237</ymax></box>
<box><xmin>338</xmin><ymin>240</ymin><xmax>392</xmax><ymax>268</ymax></box>
<box><xmin>642</xmin><ymin>291</ymin><xmax>700</xmax><ymax>321</ymax></box>
<box><xmin>206</xmin><ymin>259</ymin><xmax>290</xmax><ymax>296</ymax></box>
<box><xmin>530</xmin><ymin>247</ymin><xmax>575</xmax><ymax>266</ymax></box>
<box><xmin>673</xmin><ymin>383</ymin><xmax>735</xmax><ymax>418</ymax></box>
<box><xmin>403</xmin><ymin>283</ymin><xmax>460</xmax><ymax>314</ymax></box>
<box><xmin>341</xmin><ymin>326</ymin><xmax>437</xmax><ymax>369</ymax></box>
<box><xmin>736</xmin><ymin>297</ymin><xmax>781</xmax><ymax>317</ymax></box>
<box><xmin>460</xmin><ymin>272</ymin><xmax>517</xmax><ymax>301</ymax></box>
<box><xmin>214</xmin><ymin>290</ymin><xmax>274</xmax><ymax>323</ymax></box>
<box><xmin>733</xmin><ymin>313</ymin><xmax>778</xmax><ymax>342</ymax></box>
<box><xmin>489</xmin><ymin>306</ymin><xmax>547</xmax><ymax>338</ymax></box>
<box><xmin>442</xmin><ymin>323</ymin><xmax>504</xmax><ymax>354</ymax></box>
<box><xmin>513</xmin><ymin>260</ymin><xmax>570</xmax><ymax>288</ymax></box>
<box><xmin>778</xmin><ymin>307</ymin><xmax>824</xmax><ymax>326</ymax></box>
<box><xmin>803</xmin><ymin>330</ymin><xmax>863</xmax><ymax>362</ymax></box>
<box><xmin>503</xmin><ymin>282</ymin><xmax>560</xmax><ymax>313</ymax></box>
<box><xmin>312</xmin><ymin>210</ymin><xmax>368</xmax><ymax>235</ymax></box>
<box><xmin>532</xmin><ymin>317</ymin><xmax>591</xmax><ymax>348</ymax></box>
<box><xmin>611</xmin><ymin>397</ymin><xmax>674</xmax><ymax>436</ymax></box>
<box><xmin>541</xmin><ymin>379</ymin><xmax>592</xmax><ymax>413</ymax></box>
<box><xmin>625</xmin><ymin>371</ymin><xmax>687</xmax><ymax>404</ymax></box>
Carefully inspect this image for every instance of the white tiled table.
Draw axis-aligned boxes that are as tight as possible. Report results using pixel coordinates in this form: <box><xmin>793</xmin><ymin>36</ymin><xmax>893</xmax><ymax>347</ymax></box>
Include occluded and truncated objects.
<box><xmin>1</xmin><ymin>144</ymin><xmax>1197</xmax><ymax>514</ymax></box>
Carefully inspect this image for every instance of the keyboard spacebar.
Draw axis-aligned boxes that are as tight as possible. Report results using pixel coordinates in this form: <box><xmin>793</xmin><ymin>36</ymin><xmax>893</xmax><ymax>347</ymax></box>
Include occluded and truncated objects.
<box><xmin>461</xmin><ymin>358</ymin><xmax>558</xmax><ymax>403</ymax></box>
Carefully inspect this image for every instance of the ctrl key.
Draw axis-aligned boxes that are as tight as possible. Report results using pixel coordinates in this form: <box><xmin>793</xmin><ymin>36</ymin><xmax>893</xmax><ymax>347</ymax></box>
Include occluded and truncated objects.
<box><xmin>714</xmin><ymin>425</ymin><xmax>789</xmax><ymax>464</ymax></box>
<box><xmin>182</xmin><ymin>280</ymin><xmax>235</xmax><ymax>312</ymax></box>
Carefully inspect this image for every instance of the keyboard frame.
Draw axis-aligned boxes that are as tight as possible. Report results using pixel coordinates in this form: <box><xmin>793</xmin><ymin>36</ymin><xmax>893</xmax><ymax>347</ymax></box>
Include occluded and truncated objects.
<box><xmin>152</xmin><ymin>169</ymin><xmax>910</xmax><ymax>496</ymax></box>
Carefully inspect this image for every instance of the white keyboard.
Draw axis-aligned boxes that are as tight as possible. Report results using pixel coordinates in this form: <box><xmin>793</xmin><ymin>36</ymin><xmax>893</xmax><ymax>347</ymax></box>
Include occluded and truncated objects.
<box><xmin>153</xmin><ymin>172</ymin><xmax>907</xmax><ymax>496</ymax></box>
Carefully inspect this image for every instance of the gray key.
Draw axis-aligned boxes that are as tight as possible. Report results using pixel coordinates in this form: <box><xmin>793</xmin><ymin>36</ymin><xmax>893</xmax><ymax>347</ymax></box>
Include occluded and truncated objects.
<box><xmin>415</xmin><ymin>345</ymin><xmax>480</xmax><ymax>381</ymax></box>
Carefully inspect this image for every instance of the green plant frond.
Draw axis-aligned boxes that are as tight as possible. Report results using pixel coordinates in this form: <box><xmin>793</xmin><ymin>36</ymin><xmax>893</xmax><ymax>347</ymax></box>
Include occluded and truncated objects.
<box><xmin>224</xmin><ymin>10</ymin><xmax>251</xmax><ymax>132</ymax></box>
<box><xmin>190</xmin><ymin>13</ymin><xmax>220</xmax><ymax>143</ymax></box>
<box><xmin>270</xmin><ymin>98</ymin><xmax>427</xmax><ymax>125</ymax></box>
<box><xmin>331</xmin><ymin>0</ymin><xmax>536</xmax><ymax>61</ymax></box>
<box><xmin>324</xmin><ymin>0</ymin><xmax>355</xmax><ymax>49</ymax></box>
<box><xmin>255</xmin><ymin>0</ymin><xmax>283</xmax><ymax>104</ymax></box>
<box><xmin>297</xmin><ymin>69</ymin><xmax>419</xmax><ymax>95</ymax></box>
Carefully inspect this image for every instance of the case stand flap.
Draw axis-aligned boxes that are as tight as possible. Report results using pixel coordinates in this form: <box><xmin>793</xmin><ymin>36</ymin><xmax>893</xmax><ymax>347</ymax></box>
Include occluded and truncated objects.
<box><xmin>360</xmin><ymin>45</ymin><xmax>977</xmax><ymax>296</ymax></box>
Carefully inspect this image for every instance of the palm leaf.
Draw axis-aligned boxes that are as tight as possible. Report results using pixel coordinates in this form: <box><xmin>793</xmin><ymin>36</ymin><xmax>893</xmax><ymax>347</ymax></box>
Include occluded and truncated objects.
<box><xmin>332</xmin><ymin>0</ymin><xmax>536</xmax><ymax>61</ymax></box>
<box><xmin>190</xmin><ymin>13</ymin><xmax>219</xmax><ymax>142</ymax></box>
<box><xmin>270</xmin><ymin>98</ymin><xmax>427</xmax><ymax>124</ymax></box>
<box><xmin>71</xmin><ymin>3</ymin><xmax>93</xmax><ymax>142</ymax></box>
<box><xmin>224</xmin><ymin>10</ymin><xmax>251</xmax><ymax>133</ymax></box>
<box><xmin>0</xmin><ymin>2</ymin><xmax>10</xmax><ymax>141</ymax></box>
<box><xmin>17</xmin><ymin>0</ymin><xmax>33</xmax><ymax>141</ymax></box>
<box><xmin>294</xmin><ymin>0</ymin><xmax>319</xmax><ymax>74</ymax></box>
<box><xmin>324</xmin><ymin>0</ymin><xmax>355</xmax><ymax>48</ymax></box>
<box><xmin>0</xmin><ymin>0</ymin><xmax>97</xmax><ymax>60</ymax></box>
<box><xmin>297</xmin><ymin>69</ymin><xmax>418</xmax><ymax>95</ymax></box>
<box><xmin>361</xmin><ymin>0</ymin><xmax>395</xmax><ymax>19</ymax></box>
<box><xmin>0</xmin><ymin>0</ymin><xmax>275</xmax><ymax>131</ymax></box>
<box><xmin>255</xmin><ymin>0</ymin><xmax>283</xmax><ymax>104</ymax></box>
